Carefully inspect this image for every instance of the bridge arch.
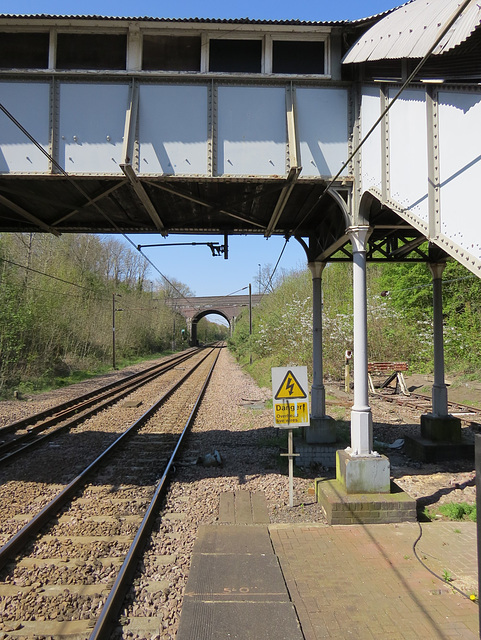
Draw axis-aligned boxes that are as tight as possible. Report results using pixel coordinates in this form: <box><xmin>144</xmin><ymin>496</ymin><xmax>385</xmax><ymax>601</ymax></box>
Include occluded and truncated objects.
<box><xmin>165</xmin><ymin>295</ymin><xmax>262</xmax><ymax>345</ymax></box>
<box><xmin>191</xmin><ymin>309</ymin><xmax>230</xmax><ymax>346</ymax></box>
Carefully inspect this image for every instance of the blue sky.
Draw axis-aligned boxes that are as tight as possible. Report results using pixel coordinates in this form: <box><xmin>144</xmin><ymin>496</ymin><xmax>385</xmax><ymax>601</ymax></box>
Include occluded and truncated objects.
<box><xmin>3</xmin><ymin>1</ymin><xmax>400</xmax><ymax>21</ymax></box>
<box><xmin>3</xmin><ymin>0</ymin><xmax>401</xmax><ymax>300</ymax></box>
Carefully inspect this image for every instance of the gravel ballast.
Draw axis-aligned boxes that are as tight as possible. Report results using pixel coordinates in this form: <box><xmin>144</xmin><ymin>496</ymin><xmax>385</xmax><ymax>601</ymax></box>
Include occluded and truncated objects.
<box><xmin>0</xmin><ymin>347</ymin><xmax>476</xmax><ymax>639</ymax></box>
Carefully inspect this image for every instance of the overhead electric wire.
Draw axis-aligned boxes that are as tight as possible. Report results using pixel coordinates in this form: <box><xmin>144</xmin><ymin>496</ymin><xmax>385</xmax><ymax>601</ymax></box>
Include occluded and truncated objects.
<box><xmin>0</xmin><ymin>257</ymin><xmax>108</xmax><ymax>296</ymax></box>
<box><xmin>225</xmin><ymin>286</ymin><xmax>249</xmax><ymax>296</ymax></box>
<box><xmin>0</xmin><ymin>102</ymin><xmax>201</xmax><ymax>312</ymax></box>
<box><xmin>260</xmin><ymin>237</ymin><xmax>289</xmax><ymax>300</ymax></box>
<box><xmin>1</xmin><ymin>92</ymin><xmax>286</xmax><ymax>308</ymax></box>
<box><xmin>16</xmin><ymin>283</ymin><xmax>96</xmax><ymax>300</ymax></box>
<box><xmin>0</xmin><ymin>257</ymin><xmax>169</xmax><ymax>311</ymax></box>
<box><xmin>291</xmin><ymin>0</ymin><xmax>476</xmax><ymax>237</ymax></box>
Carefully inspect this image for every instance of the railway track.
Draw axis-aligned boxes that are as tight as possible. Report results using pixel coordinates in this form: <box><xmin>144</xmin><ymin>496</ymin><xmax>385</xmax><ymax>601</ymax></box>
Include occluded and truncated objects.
<box><xmin>0</xmin><ymin>348</ymin><xmax>199</xmax><ymax>462</ymax></box>
<box><xmin>375</xmin><ymin>388</ymin><xmax>481</xmax><ymax>427</ymax></box>
<box><xmin>0</xmin><ymin>346</ymin><xmax>220</xmax><ymax>639</ymax></box>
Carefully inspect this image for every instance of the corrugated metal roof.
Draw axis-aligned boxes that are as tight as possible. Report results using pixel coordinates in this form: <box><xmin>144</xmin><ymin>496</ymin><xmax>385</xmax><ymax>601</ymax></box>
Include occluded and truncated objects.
<box><xmin>0</xmin><ymin>8</ymin><xmax>404</xmax><ymax>27</ymax></box>
<box><xmin>343</xmin><ymin>0</ymin><xmax>481</xmax><ymax>63</ymax></box>
<box><xmin>0</xmin><ymin>14</ymin><xmax>349</xmax><ymax>25</ymax></box>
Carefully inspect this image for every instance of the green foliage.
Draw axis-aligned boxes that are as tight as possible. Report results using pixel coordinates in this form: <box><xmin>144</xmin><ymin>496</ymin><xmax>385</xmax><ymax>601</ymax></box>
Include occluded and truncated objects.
<box><xmin>196</xmin><ymin>317</ymin><xmax>229</xmax><ymax>343</ymax></box>
<box><xmin>442</xmin><ymin>569</ymin><xmax>453</xmax><ymax>583</ymax></box>
<box><xmin>0</xmin><ymin>232</ymin><xmax>189</xmax><ymax>396</ymax></box>
<box><xmin>436</xmin><ymin>502</ymin><xmax>476</xmax><ymax>521</ymax></box>
<box><xmin>424</xmin><ymin>502</ymin><xmax>476</xmax><ymax>522</ymax></box>
<box><xmin>380</xmin><ymin>257</ymin><xmax>481</xmax><ymax>373</ymax></box>
<box><xmin>230</xmin><ymin>254</ymin><xmax>481</xmax><ymax>388</ymax></box>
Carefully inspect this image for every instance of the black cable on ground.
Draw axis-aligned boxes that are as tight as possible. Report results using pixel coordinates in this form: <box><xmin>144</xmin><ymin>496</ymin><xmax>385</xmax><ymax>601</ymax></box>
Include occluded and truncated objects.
<box><xmin>413</xmin><ymin>521</ymin><xmax>478</xmax><ymax>603</ymax></box>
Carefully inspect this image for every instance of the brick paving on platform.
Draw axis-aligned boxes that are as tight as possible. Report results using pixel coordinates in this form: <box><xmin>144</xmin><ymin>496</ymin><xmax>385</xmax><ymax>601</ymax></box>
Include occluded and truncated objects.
<box><xmin>269</xmin><ymin>521</ymin><xmax>479</xmax><ymax>639</ymax></box>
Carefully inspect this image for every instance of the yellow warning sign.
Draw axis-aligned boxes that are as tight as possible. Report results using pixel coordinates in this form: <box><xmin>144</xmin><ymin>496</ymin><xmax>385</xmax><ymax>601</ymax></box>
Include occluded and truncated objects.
<box><xmin>275</xmin><ymin>370</ymin><xmax>307</xmax><ymax>400</ymax></box>
<box><xmin>274</xmin><ymin>401</ymin><xmax>309</xmax><ymax>425</ymax></box>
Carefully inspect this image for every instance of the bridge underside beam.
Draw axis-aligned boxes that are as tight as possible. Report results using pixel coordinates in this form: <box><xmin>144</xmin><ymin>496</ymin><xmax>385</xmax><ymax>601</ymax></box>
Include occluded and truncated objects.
<box><xmin>0</xmin><ymin>176</ymin><xmax>336</xmax><ymax>239</ymax></box>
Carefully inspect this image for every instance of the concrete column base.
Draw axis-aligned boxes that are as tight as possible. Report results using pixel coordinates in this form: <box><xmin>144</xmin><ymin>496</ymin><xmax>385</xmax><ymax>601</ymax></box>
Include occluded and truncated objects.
<box><xmin>305</xmin><ymin>416</ymin><xmax>336</xmax><ymax>444</ymax></box>
<box><xmin>421</xmin><ymin>413</ymin><xmax>462</xmax><ymax>442</ymax></box>
<box><xmin>336</xmin><ymin>449</ymin><xmax>390</xmax><ymax>494</ymax></box>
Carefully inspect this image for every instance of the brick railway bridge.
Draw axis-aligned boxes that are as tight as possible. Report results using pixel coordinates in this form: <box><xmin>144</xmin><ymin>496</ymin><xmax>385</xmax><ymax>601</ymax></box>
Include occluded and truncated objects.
<box><xmin>1</xmin><ymin>0</ymin><xmax>481</xmax><ymax>515</ymax></box>
<box><xmin>166</xmin><ymin>294</ymin><xmax>263</xmax><ymax>344</ymax></box>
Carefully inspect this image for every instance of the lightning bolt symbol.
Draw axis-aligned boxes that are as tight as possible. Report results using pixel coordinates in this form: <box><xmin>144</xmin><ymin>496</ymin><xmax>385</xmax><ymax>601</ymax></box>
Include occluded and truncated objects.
<box><xmin>286</xmin><ymin>376</ymin><xmax>295</xmax><ymax>396</ymax></box>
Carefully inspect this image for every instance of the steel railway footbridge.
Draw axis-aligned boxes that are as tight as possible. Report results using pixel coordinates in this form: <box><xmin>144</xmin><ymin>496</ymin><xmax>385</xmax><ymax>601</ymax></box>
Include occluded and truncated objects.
<box><xmin>1</xmin><ymin>0</ymin><xmax>480</xmax><ymax>500</ymax></box>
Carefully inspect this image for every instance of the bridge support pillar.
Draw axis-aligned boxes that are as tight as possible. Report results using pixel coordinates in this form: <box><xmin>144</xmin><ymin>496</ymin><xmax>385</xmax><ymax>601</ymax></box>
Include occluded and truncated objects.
<box><xmin>343</xmin><ymin>225</ymin><xmax>389</xmax><ymax>493</ymax></box>
<box><xmin>188</xmin><ymin>318</ymin><xmax>197</xmax><ymax>346</ymax></box>
<box><xmin>316</xmin><ymin>226</ymin><xmax>411</xmax><ymax>522</ymax></box>
<box><xmin>306</xmin><ymin>262</ymin><xmax>335</xmax><ymax>443</ymax></box>
<box><xmin>428</xmin><ymin>262</ymin><xmax>451</xmax><ymax>418</ymax></box>
<box><xmin>405</xmin><ymin>263</ymin><xmax>462</xmax><ymax>460</ymax></box>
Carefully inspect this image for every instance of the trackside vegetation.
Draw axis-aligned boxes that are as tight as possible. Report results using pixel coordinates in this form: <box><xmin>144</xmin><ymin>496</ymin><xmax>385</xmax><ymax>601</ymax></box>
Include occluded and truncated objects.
<box><xmin>0</xmin><ymin>233</ymin><xmax>228</xmax><ymax>397</ymax></box>
<box><xmin>229</xmin><ymin>259</ymin><xmax>481</xmax><ymax>387</ymax></box>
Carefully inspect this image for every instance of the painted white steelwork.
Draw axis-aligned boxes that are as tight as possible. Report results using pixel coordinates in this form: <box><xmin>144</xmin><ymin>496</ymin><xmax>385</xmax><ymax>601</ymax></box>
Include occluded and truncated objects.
<box><xmin>138</xmin><ymin>84</ymin><xmax>209</xmax><ymax>176</ymax></box>
<box><xmin>358</xmin><ymin>82</ymin><xmax>481</xmax><ymax>276</ymax></box>
<box><xmin>437</xmin><ymin>89</ymin><xmax>481</xmax><ymax>261</ymax></box>
<box><xmin>59</xmin><ymin>83</ymin><xmax>129</xmax><ymax>174</ymax></box>
<box><xmin>0</xmin><ymin>81</ymin><xmax>50</xmax><ymax>174</ymax></box>
<box><xmin>217</xmin><ymin>86</ymin><xmax>287</xmax><ymax>177</ymax></box>
<box><xmin>296</xmin><ymin>87</ymin><xmax>349</xmax><ymax>178</ymax></box>
<box><xmin>0</xmin><ymin>79</ymin><xmax>352</xmax><ymax>181</ymax></box>
<box><xmin>388</xmin><ymin>87</ymin><xmax>429</xmax><ymax>225</ymax></box>
<box><xmin>359</xmin><ymin>87</ymin><xmax>383</xmax><ymax>194</ymax></box>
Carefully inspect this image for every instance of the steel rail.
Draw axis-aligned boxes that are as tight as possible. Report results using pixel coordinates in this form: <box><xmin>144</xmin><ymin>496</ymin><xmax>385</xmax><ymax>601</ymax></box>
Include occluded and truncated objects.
<box><xmin>0</xmin><ymin>350</ymin><xmax>200</xmax><ymax>462</ymax></box>
<box><xmin>89</xmin><ymin>348</ymin><xmax>220</xmax><ymax>640</ymax></box>
<box><xmin>0</xmin><ymin>348</ymin><xmax>197</xmax><ymax>436</ymax></box>
<box><xmin>0</xmin><ymin>346</ymin><xmax>217</xmax><ymax>571</ymax></box>
<box><xmin>377</xmin><ymin>390</ymin><xmax>481</xmax><ymax>425</ymax></box>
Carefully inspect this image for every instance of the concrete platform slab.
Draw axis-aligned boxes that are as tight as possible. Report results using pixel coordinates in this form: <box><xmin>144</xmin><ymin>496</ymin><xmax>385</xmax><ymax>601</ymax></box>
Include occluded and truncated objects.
<box><xmin>179</xmin><ymin>491</ymin><xmax>478</xmax><ymax>639</ymax></box>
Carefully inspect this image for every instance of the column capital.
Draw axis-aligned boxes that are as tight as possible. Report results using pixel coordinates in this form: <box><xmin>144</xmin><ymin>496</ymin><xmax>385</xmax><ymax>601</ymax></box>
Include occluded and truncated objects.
<box><xmin>308</xmin><ymin>261</ymin><xmax>326</xmax><ymax>279</ymax></box>
<box><xmin>428</xmin><ymin>262</ymin><xmax>447</xmax><ymax>280</ymax></box>
<box><xmin>347</xmin><ymin>225</ymin><xmax>372</xmax><ymax>253</ymax></box>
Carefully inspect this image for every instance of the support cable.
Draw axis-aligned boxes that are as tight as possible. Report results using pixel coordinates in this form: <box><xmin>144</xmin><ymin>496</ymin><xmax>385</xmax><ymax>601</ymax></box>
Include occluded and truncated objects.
<box><xmin>259</xmin><ymin>237</ymin><xmax>289</xmax><ymax>300</ymax></box>
<box><xmin>0</xmin><ymin>102</ymin><xmax>201</xmax><ymax>311</ymax></box>
<box><xmin>0</xmin><ymin>257</ymin><xmax>108</xmax><ymax>297</ymax></box>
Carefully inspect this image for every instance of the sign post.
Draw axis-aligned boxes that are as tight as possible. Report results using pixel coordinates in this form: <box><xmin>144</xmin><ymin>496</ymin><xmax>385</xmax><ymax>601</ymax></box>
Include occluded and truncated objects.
<box><xmin>271</xmin><ymin>367</ymin><xmax>310</xmax><ymax>507</ymax></box>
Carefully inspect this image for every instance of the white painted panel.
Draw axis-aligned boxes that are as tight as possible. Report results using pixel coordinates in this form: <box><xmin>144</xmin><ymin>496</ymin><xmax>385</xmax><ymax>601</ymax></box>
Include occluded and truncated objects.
<box><xmin>360</xmin><ymin>86</ymin><xmax>382</xmax><ymax>192</ymax></box>
<box><xmin>0</xmin><ymin>82</ymin><xmax>50</xmax><ymax>174</ymax></box>
<box><xmin>59</xmin><ymin>83</ymin><xmax>129</xmax><ymax>174</ymax></box>
<box><xmin>438</xmin><ymin>91</ymin><xmax>481</xmax><ymax>260</ymax></box>
<box><xmin>138</xmin><ymin>85</ymin><xmax>208</xmax><ymax>176</ymax></box>
<box><xmin>296</xmin><ymin>87</ymin><xmax>349</xmax><ymax>178</ymax></box>
<box><xmin>389</xmin><ymin>88</ymin><xmax>428</xmax><ymax>223</ymax></box>
<box><xmin>217</xmin><ymin>86</ymin><xmax>286</xmax><ymax>177</ymax></box>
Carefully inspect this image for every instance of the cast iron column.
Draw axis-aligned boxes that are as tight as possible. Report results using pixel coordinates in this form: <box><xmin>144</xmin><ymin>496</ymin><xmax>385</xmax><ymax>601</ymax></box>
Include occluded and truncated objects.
<box><xmin>309</xmin><ymin>261</ymin><xmax>326</xmax><ymax>419</ymax></box>
<box><xmin>348</xmin><ymin>226</ymin><xmax>372</xmax><ymax>456</ymax></box>
<box><xmin>429</xmin><ymin>262</ymin><xmax>448</xmax><ymax>417</ymax></box>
